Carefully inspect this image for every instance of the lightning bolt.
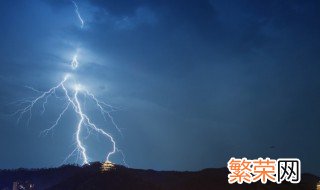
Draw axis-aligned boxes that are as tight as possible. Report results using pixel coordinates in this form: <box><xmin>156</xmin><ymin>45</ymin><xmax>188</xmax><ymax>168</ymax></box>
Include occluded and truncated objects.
<box><xmin>12</xmin><ymin>1</ymin><xmax>127</xmax><ymax>166</ymax></box>
<box><xmin>72</xmin><ymin>1</ymin><xmax>84</xmax><ymax>28</ymax></box>
<box><xmin>71</xmin><ymin>54</ymin><xmax>79</xmax><ymax>70</ymax></box>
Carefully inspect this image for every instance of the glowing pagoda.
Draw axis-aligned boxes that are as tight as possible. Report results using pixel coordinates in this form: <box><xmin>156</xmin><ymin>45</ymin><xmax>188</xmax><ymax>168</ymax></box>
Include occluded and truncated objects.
<box><xmin>101</xmin><ymin>161</ymin><xmax>115</xmax><ymax>172</ymax></box>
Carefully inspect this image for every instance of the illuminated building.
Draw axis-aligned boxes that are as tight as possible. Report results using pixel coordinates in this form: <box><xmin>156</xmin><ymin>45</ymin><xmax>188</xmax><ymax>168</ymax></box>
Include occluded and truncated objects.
<box><xmin>12</xmin><ymin>181</ymin><xmax>34</xmax><ymax>190</ymax></box>
<box><xmin>101</xmin><ymin>161</ymin><xmax>115</xmax><ymax>172</ymax></box>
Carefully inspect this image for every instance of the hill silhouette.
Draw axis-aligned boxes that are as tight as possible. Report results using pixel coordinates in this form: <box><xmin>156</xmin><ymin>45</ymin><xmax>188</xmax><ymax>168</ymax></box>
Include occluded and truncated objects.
<box><xmin>0</xmin><ymin>162</ymin><xmax>318</xmax><ymax>190</ymax></box>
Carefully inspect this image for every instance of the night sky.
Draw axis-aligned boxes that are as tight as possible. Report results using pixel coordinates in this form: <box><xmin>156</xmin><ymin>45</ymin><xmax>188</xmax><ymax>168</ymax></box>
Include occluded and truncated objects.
<box><xmin>0</xmin><ymin>0</ymin><xmax>319</xmax><ymax>175</ymax></box>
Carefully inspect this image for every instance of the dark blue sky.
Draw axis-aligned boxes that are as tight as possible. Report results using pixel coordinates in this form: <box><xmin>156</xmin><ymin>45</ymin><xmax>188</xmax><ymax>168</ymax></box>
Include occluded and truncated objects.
<box><xmin>0</xmin><ymin>0</ymin><xmax>319</xmax><ymax>175</ymax></box>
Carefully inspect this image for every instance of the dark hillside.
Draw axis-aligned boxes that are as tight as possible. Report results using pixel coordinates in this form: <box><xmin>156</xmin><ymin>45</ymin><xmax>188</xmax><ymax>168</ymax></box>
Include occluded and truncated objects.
<box><xmin>0</xmin><ymin>162</ymin><xmax>318</xmax><ymax>190</ymax></box>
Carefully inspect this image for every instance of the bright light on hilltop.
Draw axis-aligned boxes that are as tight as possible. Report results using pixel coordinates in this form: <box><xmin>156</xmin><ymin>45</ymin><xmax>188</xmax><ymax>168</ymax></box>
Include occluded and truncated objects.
<box><xmin>101</xmin><ymin>161</ymin><xmax>115</xmax><ymax>172</ymax></box>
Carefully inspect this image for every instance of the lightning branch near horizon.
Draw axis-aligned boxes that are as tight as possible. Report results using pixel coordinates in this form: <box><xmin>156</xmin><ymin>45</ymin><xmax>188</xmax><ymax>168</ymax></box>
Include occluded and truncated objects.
<box><xmin>12</xmin><ymin>1</ymin><xmax>127</xmax><ymax>166</ymax></box>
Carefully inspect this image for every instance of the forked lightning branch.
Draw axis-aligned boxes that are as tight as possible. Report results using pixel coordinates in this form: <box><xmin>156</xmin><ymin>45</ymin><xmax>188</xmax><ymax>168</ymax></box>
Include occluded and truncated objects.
<box><xmin>11</xmin><ymin>1</ymin><xmax>126</xmax><ymax>166</ymax></box>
